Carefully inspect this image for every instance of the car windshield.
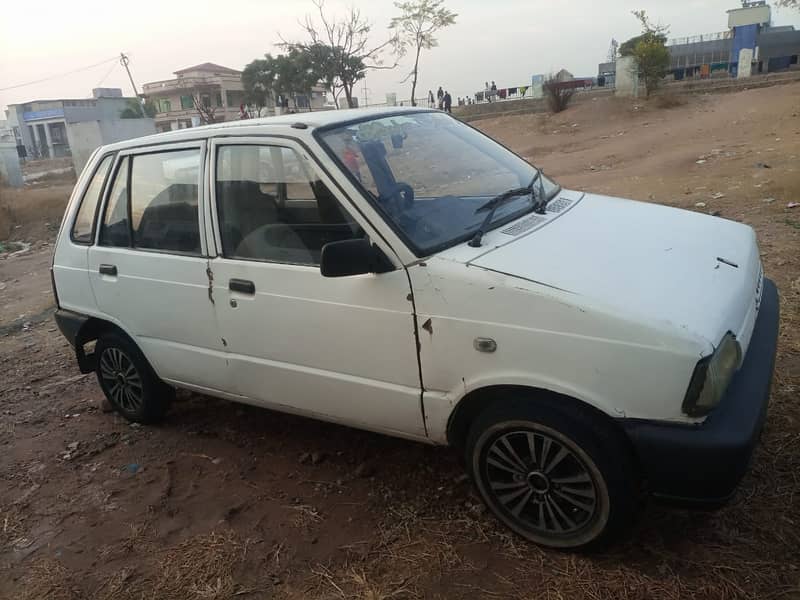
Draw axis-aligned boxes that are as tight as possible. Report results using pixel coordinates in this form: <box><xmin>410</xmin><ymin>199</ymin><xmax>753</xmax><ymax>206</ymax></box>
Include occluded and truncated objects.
<box><xmin>318</xmin><ymin>111</ymin><xmax>560</xmax><ymax>255</ymax></box>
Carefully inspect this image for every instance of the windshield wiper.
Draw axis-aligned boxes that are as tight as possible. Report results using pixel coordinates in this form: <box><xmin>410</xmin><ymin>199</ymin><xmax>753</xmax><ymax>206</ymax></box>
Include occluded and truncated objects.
<box><xmin>468</xmin><ymin>174</ymin><xmax>538</xmax><ymax>248</ymax></box>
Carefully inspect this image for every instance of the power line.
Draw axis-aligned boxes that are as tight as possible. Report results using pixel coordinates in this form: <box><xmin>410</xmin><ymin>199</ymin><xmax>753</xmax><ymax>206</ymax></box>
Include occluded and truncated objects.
<box><xmin>0</xmin><ymin>56</ymin><xmax>119</xmax><ymax>92</ymax></box>
<box><xmin>95</xmin><ymin>60</ymin><xmax>118</xmax><ymax>88</ymax></box>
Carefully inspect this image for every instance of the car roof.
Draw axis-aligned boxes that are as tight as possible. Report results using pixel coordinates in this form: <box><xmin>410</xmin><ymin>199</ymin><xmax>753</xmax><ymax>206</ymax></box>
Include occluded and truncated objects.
<box><xmin>103</xmin><ymin>106</ymin><xmax>436</xmax><ymax>152</ymax></box>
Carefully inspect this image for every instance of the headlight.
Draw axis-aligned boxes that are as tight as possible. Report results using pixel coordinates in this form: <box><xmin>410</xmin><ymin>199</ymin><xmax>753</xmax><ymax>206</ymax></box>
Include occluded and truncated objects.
<box><xmin>682</xmin><ymin>333</ymin><xmax>742</xmax><ymax>417</ymax></box>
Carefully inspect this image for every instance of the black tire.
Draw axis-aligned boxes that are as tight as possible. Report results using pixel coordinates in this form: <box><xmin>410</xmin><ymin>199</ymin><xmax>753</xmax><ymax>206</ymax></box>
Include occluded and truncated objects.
<box><xmin>465</xmin><ymin>396</ymin><xmax>638</xmax><ymax>550</ymax></box>
<box><xmin>95</xmin><ymin>331</ymin><xmax>174</xmax><ymax>424</ymax></box>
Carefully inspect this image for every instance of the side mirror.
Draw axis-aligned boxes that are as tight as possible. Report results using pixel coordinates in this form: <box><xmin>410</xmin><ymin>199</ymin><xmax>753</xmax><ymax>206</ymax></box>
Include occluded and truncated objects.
<box><xmin>320</xmin><ymin>238</ymin><xmax>391</xmax><ymax>278</ymax></box>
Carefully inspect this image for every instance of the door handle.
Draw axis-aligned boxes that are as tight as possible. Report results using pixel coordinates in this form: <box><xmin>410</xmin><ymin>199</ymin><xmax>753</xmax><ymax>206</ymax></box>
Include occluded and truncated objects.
<box><xmin>229</xmin><ymin>278</ymin><xmax>255</xmax><ymax>295</ymax></box>
<box><xmin>99</xmin><ymin>264</ymin><xmax>117</xmax><ymax>276</ymax></box>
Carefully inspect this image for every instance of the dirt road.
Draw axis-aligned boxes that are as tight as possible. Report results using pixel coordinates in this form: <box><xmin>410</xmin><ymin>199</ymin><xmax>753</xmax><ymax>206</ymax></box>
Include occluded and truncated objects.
<box><xmin>1</xmin><ymin>84</ymin><xmax>799</xmax><ymax>599</ymax></box>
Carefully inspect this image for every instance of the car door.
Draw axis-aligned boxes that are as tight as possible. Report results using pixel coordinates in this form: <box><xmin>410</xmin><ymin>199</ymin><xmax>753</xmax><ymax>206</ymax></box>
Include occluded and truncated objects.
<box><xmin>88</xmin><ymin>141</ymin><xmax>229</xmax><ymax>392</ymax></box>
<box><xmin>207</xmin><ymin>137</ymin><xmax>425</xmax><ymax>440</ymax></box>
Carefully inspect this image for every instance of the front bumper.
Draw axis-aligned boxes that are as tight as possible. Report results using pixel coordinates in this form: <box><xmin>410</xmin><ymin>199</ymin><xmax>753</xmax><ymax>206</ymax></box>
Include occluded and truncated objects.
<box><xmin>622</xmin><ymin>278</ymin><xmax>780</xmax><ymax>506</ymax></box>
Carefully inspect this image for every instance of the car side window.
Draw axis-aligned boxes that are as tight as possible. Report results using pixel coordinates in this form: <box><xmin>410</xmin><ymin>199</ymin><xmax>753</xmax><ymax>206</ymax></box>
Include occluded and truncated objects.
<box><xmin>130</xmin><ymin>149</ymin><xmax>201</xmax><ymax>255</ymax></box>
<box><xmin>99</xmin><ymin>157</ymin><xmax>131</xmax><ymax>248</ymax></box>
<box><xmin>72</xmin><ymin>154</ymin><xmax>113</xmax><ymax>244</ymax></box>
<box><xmin>215</xmin><ymin>144</ymin><xmax>362</xmax><ymax>266</ymax></box>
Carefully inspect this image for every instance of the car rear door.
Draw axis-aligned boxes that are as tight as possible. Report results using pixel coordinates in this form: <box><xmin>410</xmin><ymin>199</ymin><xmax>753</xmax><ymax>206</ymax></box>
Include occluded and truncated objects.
<box><xmin>207</xmin><ymin>136</ymin><xmax>425</xmax><ymax>439</ymax></box>
<box><xmin>88</xmin><ymin>141</ymin><xmax>229</xmax><ymax>392</ymax></box>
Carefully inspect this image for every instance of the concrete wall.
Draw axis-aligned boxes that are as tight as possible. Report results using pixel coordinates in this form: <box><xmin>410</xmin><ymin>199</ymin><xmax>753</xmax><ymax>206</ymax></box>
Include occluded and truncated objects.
<box><xmin>98</xmin><ymin>118</ymin><xmax>156</xmax><ymax>145</ymax></box>
<box><xmin>65</xmin><ymin>121</ymin><xmax>104</xmax><ymax>176</ymax></box>
<box><xmin>66</xmin><ymin>118</ymin><xmax>156</xmax><ymax>175</ymax></box>
<box><xmin>0</xmin><ymin>142</ymin><xmax>24</xmax><ymax>187</ymax></box>
<box><xmin>615</xmin><ymin>56</ymin><xmax>639</xmax><ymax>97</ymax></box>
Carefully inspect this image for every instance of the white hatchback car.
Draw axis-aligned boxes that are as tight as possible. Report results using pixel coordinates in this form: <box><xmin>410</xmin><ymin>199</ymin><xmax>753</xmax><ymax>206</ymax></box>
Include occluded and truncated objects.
<box><xmin>52</xmin><ymin>108</ymin><xmax>779</xmax><ymax>550</ymax></box>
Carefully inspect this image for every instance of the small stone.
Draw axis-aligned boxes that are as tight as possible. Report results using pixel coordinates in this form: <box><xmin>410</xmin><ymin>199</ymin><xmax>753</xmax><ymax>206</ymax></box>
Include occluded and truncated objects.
<box><xmin>129</xmin><ymin>422</ymin><xmax>141</xmax><ymax>429</ymax></box>
<box><xmin>787</xmin><ymin>202</ymin><xmax>799</xmax><ymax>209</ymax></box>
<box><xmin>310</xmin><ymin>451</ymin><xmax>325</xmax><ymax>465</ymax></box>
<box><xmin>696</xmin><ymin>159</ymin><xmax>707</xmax><ymax>165</ymax></box>
<box><xmin>298</xmin><ymin>452</ymin><xmax>312</xmax><ymax>465</ymax></box>
<box><xmin>469</xmin><ymin>503</ymin><xmax>486</xmax><ymax>515</ymax></box>
<box><xmin>755</xmin><ymin>162</ymin><xmax>772</xmax><ymax>169</ymax></box>
<box><xmin>66</xmin><ymin>441</ymin><xmax>79</xmax><ymax>451</ymax></box>
<box><xmin>695</xmin><ymin>202</ymin><xmax>707</xmax><ymax>208</ymax></box>
<box><xmin>709</xmin><ymin>210</ymin><xmax>722</xmax><ymax>217</ymax></box>
<box><xmin>763</xmin><ymin>197</ymin><xmax>776</xmax><ymax>203</ymax></box>
<box><xmin>712</xmin><ymin>192</ymin><xmax>726</xmax><ymax>199</ymax></box>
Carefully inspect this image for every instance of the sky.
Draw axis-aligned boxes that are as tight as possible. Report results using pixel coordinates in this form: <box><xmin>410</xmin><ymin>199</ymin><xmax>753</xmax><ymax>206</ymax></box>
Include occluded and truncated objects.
<box><xmin>2</xmin><ymin>0</ymin><xmax>799</xmax><ymax>113</ymax></box>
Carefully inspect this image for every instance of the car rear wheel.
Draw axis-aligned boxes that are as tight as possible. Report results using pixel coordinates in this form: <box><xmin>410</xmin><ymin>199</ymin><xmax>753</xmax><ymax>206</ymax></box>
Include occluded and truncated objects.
<box><xmin>465</xmin><ymin>399</ymin><xmax>638</xmax><ymax>550</ymax></box>
<box><xmin>95</xmin><ymin>332</ymin><xmax>173</xmax><ymax>423</ymax></box>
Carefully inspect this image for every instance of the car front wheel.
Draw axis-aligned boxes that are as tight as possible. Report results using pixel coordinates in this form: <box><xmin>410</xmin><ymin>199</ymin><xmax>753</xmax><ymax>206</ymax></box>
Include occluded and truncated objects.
<box><xmin>465</xmin><ymin>399</ymin><xmax>638</xmax><ymax>550</ymax></box>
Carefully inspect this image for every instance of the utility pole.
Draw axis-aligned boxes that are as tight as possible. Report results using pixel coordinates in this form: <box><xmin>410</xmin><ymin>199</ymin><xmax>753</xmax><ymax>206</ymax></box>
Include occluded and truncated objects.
<box><xmin>119</xmin><ymin>52</ymin><xmax>142</xmax><ymax>100</ymax></box>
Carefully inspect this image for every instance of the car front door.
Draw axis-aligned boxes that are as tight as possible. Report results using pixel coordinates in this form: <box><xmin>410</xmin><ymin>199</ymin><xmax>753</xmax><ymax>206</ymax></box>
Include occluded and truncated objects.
<box><xmin>207</xmin><ymin>137</ymin><xmax>425</xmax><ymax>439</ymax></box>
<box><xmin>88</xmin><ymin>141</ymin><xmax>229</xmax><ymax>392</ymax></box>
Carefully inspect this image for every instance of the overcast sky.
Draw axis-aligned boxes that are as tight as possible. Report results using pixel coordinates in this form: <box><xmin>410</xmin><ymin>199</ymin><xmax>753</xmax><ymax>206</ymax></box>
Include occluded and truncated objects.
<box><xmin>2</xmin><ymin>0</ymin><xmax>799</xmax><ymax>112</ymax></box>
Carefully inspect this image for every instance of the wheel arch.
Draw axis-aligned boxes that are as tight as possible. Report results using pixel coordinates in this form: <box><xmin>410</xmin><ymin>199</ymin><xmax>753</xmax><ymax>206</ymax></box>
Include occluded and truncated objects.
<box><xmin>73</xmin><ymin>316</ymin><xmax>143</xmax><ymax>374</ymax></box>
<box><xmin>445</xmin><ymin>385</ymin><xmax>635</xmax><ymax>460</ymax></box>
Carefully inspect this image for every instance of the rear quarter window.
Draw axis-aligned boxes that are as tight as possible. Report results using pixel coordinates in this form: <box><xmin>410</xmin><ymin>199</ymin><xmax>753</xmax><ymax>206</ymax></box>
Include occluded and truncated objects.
<box><xmin>71</xmin><ymin>155</ymin><xmax>114</xmax><ymax>244</ymax></box>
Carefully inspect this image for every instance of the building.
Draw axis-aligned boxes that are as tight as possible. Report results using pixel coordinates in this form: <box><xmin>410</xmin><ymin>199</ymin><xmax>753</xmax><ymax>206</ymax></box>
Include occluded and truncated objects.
<box><xmin>143</xmin><ymin>62</ymin><xmax>330</xmax><ymax>132</ymax></box>
<box><xmin>599</xmin><ymin>1</ymin><xmax>800</xmax><ymax>83</ymax></box>
<box><xmin>4</xmin><ymin>88</ymin><xmax>156</xmax><ymax>173</ymax></box>
<box><xmin>143</xmin><ymin>63</ymin><xmax>247</xmax><ymax>132</ymax></box>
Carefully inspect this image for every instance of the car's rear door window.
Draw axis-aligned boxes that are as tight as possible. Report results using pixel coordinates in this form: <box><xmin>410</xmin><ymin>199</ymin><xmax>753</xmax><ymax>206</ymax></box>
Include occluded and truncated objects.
<box><xmin>72</xmin><ymin>154</ymin><xmax>113</xmax><ymax>244</ymax></box>
<box><xmin>130</xmin><ymin>149</ymin><xmax>201</xmax><ymax>255</ymax></box>
<box><xmin>99</xmin><ymin>157</ymin><xmax>131</xmax><ymax>248</ymax></box>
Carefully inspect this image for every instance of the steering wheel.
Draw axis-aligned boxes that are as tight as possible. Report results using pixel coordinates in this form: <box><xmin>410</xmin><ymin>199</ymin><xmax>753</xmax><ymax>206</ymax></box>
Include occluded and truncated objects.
<box><xmin>382</xmin><ymin>182</ymin><xmax>415</xmax><ymax>213</ymax></box>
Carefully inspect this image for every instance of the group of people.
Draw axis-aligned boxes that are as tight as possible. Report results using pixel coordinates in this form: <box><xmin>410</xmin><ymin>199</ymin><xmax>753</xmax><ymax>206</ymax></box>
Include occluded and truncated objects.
<box><xmin>423</xmin><ymin>81</ymin><xmax>501</xmax><ymax>112</ymax></box>
<box><xmin>428</xmin><ymin>86</ymin><xmax>453</xmax><ymax>113</ymax></box>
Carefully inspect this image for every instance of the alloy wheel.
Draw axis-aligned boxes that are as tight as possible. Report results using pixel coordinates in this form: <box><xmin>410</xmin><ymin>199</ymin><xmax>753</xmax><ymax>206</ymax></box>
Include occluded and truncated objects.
<box><xmin>483</xmin><ymin>428</ymin><xmax>600</xmax><ymax>537</ymax></box>
<box><xmin>99</xmin><ymin>347</ymin><xmax>144</xmax><ymax>413</ymax></box>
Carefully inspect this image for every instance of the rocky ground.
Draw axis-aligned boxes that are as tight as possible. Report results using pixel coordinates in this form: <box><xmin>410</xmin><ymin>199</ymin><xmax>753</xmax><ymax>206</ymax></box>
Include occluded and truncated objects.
<box><xmin>1</xmin><ymin>83</ymin><xmax>799</xmax><ymax>599</ymax></box>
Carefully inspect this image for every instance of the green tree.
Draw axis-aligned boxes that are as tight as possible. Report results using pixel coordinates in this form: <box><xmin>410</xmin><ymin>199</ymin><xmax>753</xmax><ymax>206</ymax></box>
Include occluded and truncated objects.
<box><xmin>243</xmin><ymin>50</ymin><xmax>326</xmax><ymax>113</ymax></box>
<box><xmin>622</xmin><ymin>10</ymin><xmax>670</xmax><ymax>98</ymax></box>
<box><xmin>119</xmin><ymin>98</ymin><xmax>155</xmax><ymax>118</ymax></box>
<box><xmin>242</xmin><ymin>57</ymin><xmax>277</xmax><ymax>112</ymax></box>
<box><xmin>390</xmin><ymin>0</ymin><xmax>457</xmax><ymax>106</ymax></box>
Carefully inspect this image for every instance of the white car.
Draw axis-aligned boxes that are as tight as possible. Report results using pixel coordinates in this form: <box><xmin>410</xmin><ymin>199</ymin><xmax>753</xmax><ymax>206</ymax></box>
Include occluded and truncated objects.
<box><xmin>52</xmin><ymin>108</ymin><xmax>779</xmax><ymax>550</ymax></box>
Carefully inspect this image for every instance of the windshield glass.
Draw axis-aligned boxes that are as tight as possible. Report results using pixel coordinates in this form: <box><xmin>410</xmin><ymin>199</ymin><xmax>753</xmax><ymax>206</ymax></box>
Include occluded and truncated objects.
<box><xmin>318</xmin><ymin>111</ymin><xmax>559</xmax><ymax>255</ymax></box>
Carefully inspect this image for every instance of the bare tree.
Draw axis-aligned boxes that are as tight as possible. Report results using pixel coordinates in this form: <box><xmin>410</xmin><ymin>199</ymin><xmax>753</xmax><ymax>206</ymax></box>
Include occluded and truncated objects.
<box><xmin>178</xmin><ymin>80</ymin><xmax>219</xmax><ymax>124</ymax></box>
<box><xmin>390</xmin><ymin>0</ymin><xmax>457</xmax><ymax>106</ymax></box>
<box><xmin>281</xmin><ymin>0</ymin><xmax>398</xmax><ymax>108</ymax></box>
<box><xmin>543</xmin><ymin>76</ymin><xmax>576</xmax><ymax>113</ymax></box>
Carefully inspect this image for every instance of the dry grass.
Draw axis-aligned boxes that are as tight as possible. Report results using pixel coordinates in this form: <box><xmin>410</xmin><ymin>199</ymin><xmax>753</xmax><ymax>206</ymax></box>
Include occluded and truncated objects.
<box><xmin>19</xmin><ymin>559</ymin><xmax>82</xmax><ymax>600</ymax></box>
<box><xmin>0</xmin><ymin>504</ymin><xmax>25</xmax><ymax>552</ymax></box>
<box><xmin>93</xmin><ymin>530</ymin><xmax>254</xmax><ymax>600</ymax></box>
<box><xmin>0</xmin><ymin>183</ymin><xmax>71</xmax><ymax>242</ymax></box>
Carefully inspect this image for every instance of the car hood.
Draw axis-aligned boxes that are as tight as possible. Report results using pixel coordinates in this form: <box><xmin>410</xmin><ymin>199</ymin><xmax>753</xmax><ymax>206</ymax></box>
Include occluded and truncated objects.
<box><xmin>467</xmin><ymin>192</ymin><xmax>761</xmax><ymax>347</ymax></box>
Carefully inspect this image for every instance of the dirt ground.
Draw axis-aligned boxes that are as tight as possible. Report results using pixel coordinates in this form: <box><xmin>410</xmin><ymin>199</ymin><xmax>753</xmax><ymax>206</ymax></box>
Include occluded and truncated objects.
<box><xmin>1</xmin><ymin>84</ymin><xmax>799</xmax><ymax>600</ymax></box>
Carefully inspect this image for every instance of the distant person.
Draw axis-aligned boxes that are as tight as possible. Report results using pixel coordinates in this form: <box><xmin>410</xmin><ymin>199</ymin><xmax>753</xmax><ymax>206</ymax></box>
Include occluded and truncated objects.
<box><xmin>443</xmin><ymin>91</ymin><xmax>452</xmax><ymax>113</ymax></box>
<box><xmin>437</xmin><ymin>86</ymin><xmax>444</xmax><ymax>109</ymax></box>
<box><xmin>341</xmin><ymin>136</ymin><xmax>361</xmax><ymax>182</ymax></box>
<box><xmin>428</xmin><ymin>89</ymin><xmax>435</xmax><ymax>108</ymax></box>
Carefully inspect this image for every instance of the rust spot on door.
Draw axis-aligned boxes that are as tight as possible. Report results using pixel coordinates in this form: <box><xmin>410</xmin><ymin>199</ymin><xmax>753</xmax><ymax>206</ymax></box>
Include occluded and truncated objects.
<box><xmin>421</xmin><ymin>318</ymin><xmax>433</xmax><ymax>335</ymax></box>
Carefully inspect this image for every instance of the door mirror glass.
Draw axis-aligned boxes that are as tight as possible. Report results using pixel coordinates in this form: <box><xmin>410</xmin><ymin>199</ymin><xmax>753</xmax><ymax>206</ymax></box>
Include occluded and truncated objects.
<box><xmin>320</xmin><ymin>238</ymin><xmax>378</xmax><ymax>278</ymax></box>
